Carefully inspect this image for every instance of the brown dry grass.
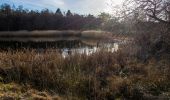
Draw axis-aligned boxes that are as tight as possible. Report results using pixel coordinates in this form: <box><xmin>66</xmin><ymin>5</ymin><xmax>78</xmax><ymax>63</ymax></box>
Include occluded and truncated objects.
<box><xmin>0</xmin><ymin>30</ymin><xmax>113</xmax><ymax>42</ymax></box>
<box><xmin>0</xmin><ymin>48</ymin><xmax>169</xmax><ymax>100</ymax></box>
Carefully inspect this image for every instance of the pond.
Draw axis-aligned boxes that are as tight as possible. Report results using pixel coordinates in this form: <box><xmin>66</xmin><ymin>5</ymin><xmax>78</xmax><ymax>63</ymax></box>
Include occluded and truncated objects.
<box><xmin>60</xmin><ymin>42</ymin><xmax>119</xmax><ymax>58</ymax></box>
<box><xmin>0</xmin><ymin>30</ymin><xmax>124</xmax><ymax>57</ymax></box>
<box><xmin>0</xmin><ymin>39</ymin><xmax>120</xmax><ymax>58</ymax></box>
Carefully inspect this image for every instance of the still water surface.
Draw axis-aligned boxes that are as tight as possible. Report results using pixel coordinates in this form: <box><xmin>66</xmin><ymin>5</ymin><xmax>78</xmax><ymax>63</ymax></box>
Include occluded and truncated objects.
<box><xmin>61</xmin><ymin>43</ymin><xmax>119</xmax><ymax>58</ymax></box>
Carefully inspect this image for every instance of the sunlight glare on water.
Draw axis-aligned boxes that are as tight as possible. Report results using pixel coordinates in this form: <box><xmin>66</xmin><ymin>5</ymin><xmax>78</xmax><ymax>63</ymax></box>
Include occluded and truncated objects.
<box><xmin>61</xmin><ymin>43</ymin><xmax>119</xmax><ymax>58</ymax></box>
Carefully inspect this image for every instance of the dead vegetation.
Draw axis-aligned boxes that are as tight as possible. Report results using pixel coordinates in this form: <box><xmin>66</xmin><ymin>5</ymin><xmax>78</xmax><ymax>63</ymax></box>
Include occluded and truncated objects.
<box><xmin>0</xmin><ymin>30</ymin><xmax>113</xmax><ymax>42</ymax></box>
<box><xmin>0</xmin><ymin>47</ymin><xmax>169</xmax><ymax>100</ymax></box>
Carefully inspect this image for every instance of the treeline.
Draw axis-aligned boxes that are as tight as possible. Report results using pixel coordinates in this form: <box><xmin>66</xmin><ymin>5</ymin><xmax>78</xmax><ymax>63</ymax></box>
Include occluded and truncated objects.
<box><xmin>0</xmin><ymin>4</ymin><xmax>102</xmax><ymax>31</ymax></box>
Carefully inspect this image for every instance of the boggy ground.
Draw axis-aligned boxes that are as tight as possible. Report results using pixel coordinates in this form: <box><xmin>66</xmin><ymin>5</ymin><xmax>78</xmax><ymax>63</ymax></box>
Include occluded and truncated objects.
<box><xmin>0</xmin><ymin>48</ymin><xmax>169</xmax><ymax>100</ymax></box>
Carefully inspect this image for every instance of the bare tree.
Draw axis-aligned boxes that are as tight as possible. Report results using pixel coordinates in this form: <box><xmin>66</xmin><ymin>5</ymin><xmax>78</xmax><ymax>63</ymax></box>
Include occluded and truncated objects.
<box><xmin>124</xmin><ymin>0</ymin><xmax>170</xmax><ymax>24</ymax></box>
<box><xmin>110</xmin><ymin>0</ymin><xmax>170</xmax><ymax>59</ymax></box>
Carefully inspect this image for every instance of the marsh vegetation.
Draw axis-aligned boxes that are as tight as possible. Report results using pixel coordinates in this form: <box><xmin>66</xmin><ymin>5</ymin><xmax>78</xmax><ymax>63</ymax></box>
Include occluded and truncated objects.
<box><xmin>0</xmin><ymin>0</ymin><xmax>170</xmax><ymax>100</ymax></box>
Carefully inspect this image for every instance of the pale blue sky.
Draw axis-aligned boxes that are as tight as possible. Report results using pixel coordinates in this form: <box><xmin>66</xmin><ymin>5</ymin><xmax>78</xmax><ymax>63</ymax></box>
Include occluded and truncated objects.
<box><xmin>0</xmin><ymin>0</ymin><xmax>123</xmax><ymax>15</ymax></box>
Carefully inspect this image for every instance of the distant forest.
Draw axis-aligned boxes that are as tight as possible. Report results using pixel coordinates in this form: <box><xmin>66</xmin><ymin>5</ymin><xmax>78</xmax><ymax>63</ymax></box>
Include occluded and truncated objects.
<box><xmin>0</xmin><ymin>4</ymin><xmax>104</xmax><ymax>31</ymax></box>
<box><xmin>0</xmin><ymin>3</ymin><xmax>163</xmax><ymax>34</ymax></box>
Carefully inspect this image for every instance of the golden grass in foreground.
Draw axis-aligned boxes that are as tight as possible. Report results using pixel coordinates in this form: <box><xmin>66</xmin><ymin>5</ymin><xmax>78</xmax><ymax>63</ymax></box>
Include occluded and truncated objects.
<box><xmin>0</xmin><ymin>49</ymin><xmax>169</xmax><ymax>100</ymax></box>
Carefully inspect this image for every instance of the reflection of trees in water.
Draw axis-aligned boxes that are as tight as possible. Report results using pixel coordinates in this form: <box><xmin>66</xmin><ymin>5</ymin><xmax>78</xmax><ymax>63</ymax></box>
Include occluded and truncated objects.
<box><xmin>0</xmin><ymin>39</ymin><xmax>120</xmax><ymax>59</ymax></box>
<box><xmin>0</xmin><ymin>40</ymin><xmax>93</xmax><ymax>50</ymax></box>
<box><xmin>0</xmin><ymin>39</ymin><xmax>119</xmax><ymax>58</ymax></box>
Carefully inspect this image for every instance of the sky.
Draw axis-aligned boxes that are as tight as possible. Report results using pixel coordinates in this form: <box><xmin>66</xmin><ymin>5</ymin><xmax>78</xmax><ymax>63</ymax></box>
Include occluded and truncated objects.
<box><xmin>0</xmin><ymin>0</ymin><xmax>123</xmax><ymax>15</ymax></box>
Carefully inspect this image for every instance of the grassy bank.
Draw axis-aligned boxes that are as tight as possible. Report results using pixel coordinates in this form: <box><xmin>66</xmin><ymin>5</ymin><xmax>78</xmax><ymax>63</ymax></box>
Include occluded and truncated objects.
<box><xmin>0</xmin><ymin>30</ymin><xmax>113</xmax><ymax>42</ymax></box>
<box><xmin>0</xmin><ymin>48</ymin><xmax>169</xmax><ymax>100</ymax></box>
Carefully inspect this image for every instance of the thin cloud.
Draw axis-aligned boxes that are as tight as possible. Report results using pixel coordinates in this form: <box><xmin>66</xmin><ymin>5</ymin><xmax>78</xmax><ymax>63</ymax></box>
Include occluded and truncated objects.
<box><xmin>4</xmin><ymin>0</ymin><xmax>66</xmax><ymax>11</ymax></box>
<box><xmin>0</xmin><ymin>0</ymin><xmax>123</xmax><ymax>14</ymax></box>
